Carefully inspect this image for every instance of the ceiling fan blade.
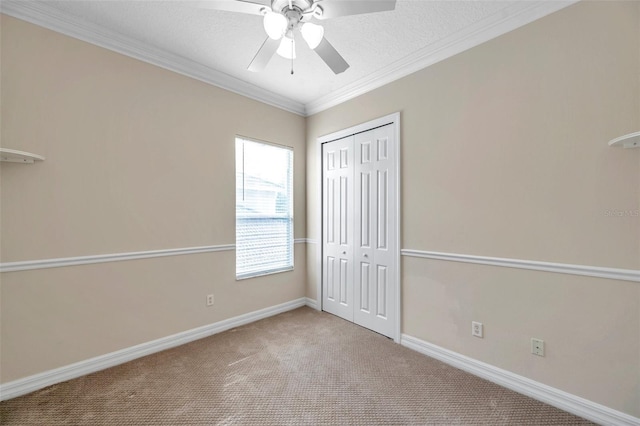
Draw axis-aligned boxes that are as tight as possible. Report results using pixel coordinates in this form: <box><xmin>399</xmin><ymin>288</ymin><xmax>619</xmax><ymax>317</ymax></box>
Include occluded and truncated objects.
<box><xmin>314</xmin><ymin>37</ymin><xmax>349</xmax><ymax>74</ymax></box>
<box><xmin>247</xmin><ymin>37</ymin><xmax>280</xmax><ymax>72</ymax></box>
<box><xmin>315</xmin><ymin>0</ymin><xmax>396</xmax><ymax>20</ymax></box>
<box><xmin>195</xmin><ymin>0</ymin><xmax>271</xmax><ymax>15</ymax></box>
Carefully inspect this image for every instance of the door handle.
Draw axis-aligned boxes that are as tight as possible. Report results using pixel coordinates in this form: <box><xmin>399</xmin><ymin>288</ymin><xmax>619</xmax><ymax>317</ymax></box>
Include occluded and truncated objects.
<box><xmin>363</xmin><ymin>254</ymin><xmax>368</xmax><ymax>258</ymax></box>
<box><xmin>342</xmin><ymin>251</ymin><xmax>346</xmax><ymax>255</ymax></box>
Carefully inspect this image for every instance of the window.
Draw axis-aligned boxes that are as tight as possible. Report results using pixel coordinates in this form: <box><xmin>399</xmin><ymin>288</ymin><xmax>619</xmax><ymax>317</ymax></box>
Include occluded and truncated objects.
<box><xmin>235</xmin><ymin>137</ymin><xmax>293</xmax><ymax>279</ymax></box>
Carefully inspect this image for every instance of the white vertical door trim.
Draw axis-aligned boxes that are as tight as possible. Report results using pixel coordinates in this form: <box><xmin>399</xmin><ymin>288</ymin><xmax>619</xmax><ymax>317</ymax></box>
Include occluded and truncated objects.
<box><xmin>393</xmin><ymin>115</ymin><xmax>401</xmax><ymax>343</ymax></box>
<box><xmin>316</xmin><ymin>112</ymin><xmax>401</xmax><ymax>343</ymax></box>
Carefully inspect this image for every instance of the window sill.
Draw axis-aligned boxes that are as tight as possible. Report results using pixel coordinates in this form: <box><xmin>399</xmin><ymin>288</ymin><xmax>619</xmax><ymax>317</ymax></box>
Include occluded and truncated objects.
<box><xmin>236</xmin><ymin>266</ymin><xmax>294</xmax><ymax>281</ymax></box>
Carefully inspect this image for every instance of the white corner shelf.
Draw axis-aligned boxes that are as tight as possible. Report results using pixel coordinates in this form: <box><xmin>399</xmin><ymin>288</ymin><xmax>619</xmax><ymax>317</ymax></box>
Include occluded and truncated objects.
<box><xmin>0</xmin><ymin>148</ymin><xmax>45</xmax><ymax>164</ymax></box>
<box><xmin>608</xmin><ymin>131</ymin><xmax>640</xmax><ymax>149</ymax></box>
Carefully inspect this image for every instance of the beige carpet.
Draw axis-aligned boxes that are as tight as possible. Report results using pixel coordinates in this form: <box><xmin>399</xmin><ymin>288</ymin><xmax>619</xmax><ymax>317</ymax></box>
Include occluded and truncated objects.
<box><xmin>0</xmin><ymin>307</ymin><xmax>593</xmax><ymax>425</ymax></box>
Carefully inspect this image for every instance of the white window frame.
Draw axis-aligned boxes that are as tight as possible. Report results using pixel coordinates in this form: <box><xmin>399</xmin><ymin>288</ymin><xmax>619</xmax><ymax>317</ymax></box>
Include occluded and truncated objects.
<box><xmin>235</xmin><ymin>136</ymin><xmax>294</xmax><ymax>280</ymax></box>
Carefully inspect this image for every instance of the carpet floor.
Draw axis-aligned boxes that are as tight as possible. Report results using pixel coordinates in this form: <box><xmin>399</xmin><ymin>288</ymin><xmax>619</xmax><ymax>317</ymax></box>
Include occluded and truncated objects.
<box><xmin>0</xmin><ymin>307</ymin><xmax>593</xmax><ymax>425</ymax></box>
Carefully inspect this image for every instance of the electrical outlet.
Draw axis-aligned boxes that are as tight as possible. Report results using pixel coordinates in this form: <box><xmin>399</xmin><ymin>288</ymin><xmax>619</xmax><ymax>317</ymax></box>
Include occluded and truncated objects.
<box><xmin>471</xmin><ymin>321</ymin><xmax>483</xmax><ymax>338</ymax></box>
<box><xmin>206</xmin><ymin>294</ymin><xmax>214</xmax><ymax>307</ymax></box>
<box><xmin>531</xmin><ymin>338</ymin><xmax>544</xmax><ymax>356</ymax></box>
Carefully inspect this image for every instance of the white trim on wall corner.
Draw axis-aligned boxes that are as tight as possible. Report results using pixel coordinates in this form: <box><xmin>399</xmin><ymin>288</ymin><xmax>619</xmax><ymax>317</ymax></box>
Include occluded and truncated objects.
<box><xmin>401</xmin><ymin>249</ymin><xmax>640</xmax><ymax>283</ymax></box>
<box><xmin>0</xmin><ymin>1</ymin><xmax>305</xmax><ymax>116</ymax></box>
<box><xmin>401</xmin><ymin>334</ymin><xmax>640</xmax><ymax>426</ymax></box>
<box><xmin>0</xmin><ymin>245</ymin><xmax>235</xmax><ymax>273</ymax></box>
<box><xmin>0</xmin><ymin>298</ymin><xmax>308</xmax><ymax>401</ymax></box>
<box><xmin>294</xmin><ymin>238</ymin><xmax>318</xmax><ymax>244</ymax></box>
<box><xmin>304</xmin><ymin>297</ymin><xmax>318</xmax><ymax>310</ymax></box>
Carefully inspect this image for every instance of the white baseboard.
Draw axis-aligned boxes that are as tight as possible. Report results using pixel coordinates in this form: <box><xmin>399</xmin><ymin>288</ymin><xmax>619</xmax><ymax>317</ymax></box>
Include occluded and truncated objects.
<box><xmin>401</xmin><ymin>334</ymin><xmax>640</xmax><ymax>426</ymax></box>
<box><xmin>0</xmin><ymin>298</ymin><xmax>307</xmax><ymax>401</ymax></box>
<box><xmin>305</xmin><ymin>297</ymin><xmax>319</xmax><ymax>310</ymax></box>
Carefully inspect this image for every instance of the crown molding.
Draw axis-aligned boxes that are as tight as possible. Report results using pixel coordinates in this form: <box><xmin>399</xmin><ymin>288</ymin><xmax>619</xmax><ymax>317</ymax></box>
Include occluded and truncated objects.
<box><xmin>304</xmin><ymin>0</ymin><xmax>578</xmax><ymax>116</ymax></box>
<box><xmin>0</xmin><ymin>1</ymin><xmax>306</xmax><ymax>116</ymax></box>
<box><xmin>1</xmin><ymin>1</ymin><xmax>577</xmax><ymax>117</ymax></box>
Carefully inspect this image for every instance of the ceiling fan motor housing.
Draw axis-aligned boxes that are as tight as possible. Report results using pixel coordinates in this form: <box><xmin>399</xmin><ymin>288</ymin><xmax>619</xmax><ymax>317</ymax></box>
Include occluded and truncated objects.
<box><xmin>271</xmin><ymin>0</ymin><xmax>317</xmax><ymax>22</ymax></box>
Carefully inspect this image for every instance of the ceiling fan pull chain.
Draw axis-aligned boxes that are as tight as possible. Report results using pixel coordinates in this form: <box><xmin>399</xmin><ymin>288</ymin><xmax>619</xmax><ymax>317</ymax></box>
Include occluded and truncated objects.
<box><xmin>290</xmin><ymin>38</ymin><xmax>294</xmax><ymax>74</ymax></box>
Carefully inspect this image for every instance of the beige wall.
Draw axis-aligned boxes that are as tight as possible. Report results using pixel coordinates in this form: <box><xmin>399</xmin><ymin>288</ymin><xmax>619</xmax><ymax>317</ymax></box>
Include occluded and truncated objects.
<box><xmin>0</xmin><ymin>15</ymin><xmax>306</xmax><ymax>381</ymax></box>
<box><xmin>307</xmin><ymin>1</ymin><xmax>639</xmax><ymax>417</ymax></box>
<box><xmin>2</xmin><ymin>0</ymin><xmax>640</xmax><ymax>418</ymax></box>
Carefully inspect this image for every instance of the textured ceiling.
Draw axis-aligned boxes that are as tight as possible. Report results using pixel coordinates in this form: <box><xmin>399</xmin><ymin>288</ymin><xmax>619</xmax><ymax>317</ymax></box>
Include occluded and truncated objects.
<box><xmin>36</xmin><ymin>0</ymin><xmax>519</xmax><ymax>104</ymax></box>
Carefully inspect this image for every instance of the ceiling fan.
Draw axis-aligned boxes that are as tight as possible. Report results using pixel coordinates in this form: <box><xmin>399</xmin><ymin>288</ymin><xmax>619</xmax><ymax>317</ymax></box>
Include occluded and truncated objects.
<box><xmin>198</xmin><ymin>0</ymin><xmax>397</xmax><ymax>74</ymax></box>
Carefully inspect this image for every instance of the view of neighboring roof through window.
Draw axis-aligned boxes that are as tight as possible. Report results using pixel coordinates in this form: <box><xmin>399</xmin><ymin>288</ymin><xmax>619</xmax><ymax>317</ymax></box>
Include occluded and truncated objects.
<box><xmin>235</xmin><ymin>137</ymin><xmax>294</xmax><ymax>279</ymax></box>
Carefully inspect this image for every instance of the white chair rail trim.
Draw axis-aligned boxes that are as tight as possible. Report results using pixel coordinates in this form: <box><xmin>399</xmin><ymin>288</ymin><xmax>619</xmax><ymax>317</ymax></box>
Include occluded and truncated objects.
<box><xmin>401</xmin><ymin>334</ymin><xmax>640</xmax><ymax>426</ymax></box>
<box><xmin>401</xmin><ymin>249</ymin><xmax>640</xmax><ymax>283</ymax></box>
<box><xmin>0</xmin><ymin>245</ymin><xmax>235</xmax><ymax>273</ymax></box>
<box><xmin>1</xmin><ymin>239</ymin><xmax>310</xmax><ymax>273</ymax></box>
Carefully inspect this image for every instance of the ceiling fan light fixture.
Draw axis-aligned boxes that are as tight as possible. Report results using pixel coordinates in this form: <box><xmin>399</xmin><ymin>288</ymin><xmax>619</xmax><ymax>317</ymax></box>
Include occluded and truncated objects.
<box><xmin>300</xmin><ymin>22</ymin><xmax>324</xmax><ymax>49</ymax></box>
<box><xmin>276</xmin><ymin>35</ymin><xmax>296</xmax><ymax>59</ymax></box>
<box><xmin>263</xmin><ymin>11</ymin><xmax>287</xmax><ymax>39</ymax></box>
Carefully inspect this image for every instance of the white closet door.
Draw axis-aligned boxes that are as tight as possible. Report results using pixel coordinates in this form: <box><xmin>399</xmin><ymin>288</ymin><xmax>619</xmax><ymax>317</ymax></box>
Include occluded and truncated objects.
<box><xmin>353</xmin><ymin>124</ymin><xmax>396</xmax><ymax>338</ymax></box>
<box><xmin>322</xmin><ymin>135</ymin><xmax>354</xmax><ymax>321</ymax></box>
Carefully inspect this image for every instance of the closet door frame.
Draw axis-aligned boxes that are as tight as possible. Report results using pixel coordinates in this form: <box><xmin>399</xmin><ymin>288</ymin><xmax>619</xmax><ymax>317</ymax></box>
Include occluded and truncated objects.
<box><xmin>315</xmin><ymin>112</ymin><xmax>401</xmax><ymax>343</ymax></box>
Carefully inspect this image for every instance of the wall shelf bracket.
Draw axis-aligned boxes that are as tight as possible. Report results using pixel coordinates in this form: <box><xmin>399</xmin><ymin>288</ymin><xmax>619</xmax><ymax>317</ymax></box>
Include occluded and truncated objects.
<box><xmin>608</xmin><ymin>131</ymin><xmax>640</xmax><ymax>149</ymax></box>
<box><xmin>0</xmin><ymin>148</ymin><xmax>45</xmax><ymax>164</ymax></box>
